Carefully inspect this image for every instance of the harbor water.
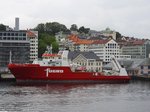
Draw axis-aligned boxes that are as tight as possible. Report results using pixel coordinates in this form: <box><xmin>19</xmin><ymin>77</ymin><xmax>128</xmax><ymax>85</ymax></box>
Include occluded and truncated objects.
<box><xmin>0</xmin><ymin>81</ymin><xmax>150</xmax><ymax>112</ymax></box>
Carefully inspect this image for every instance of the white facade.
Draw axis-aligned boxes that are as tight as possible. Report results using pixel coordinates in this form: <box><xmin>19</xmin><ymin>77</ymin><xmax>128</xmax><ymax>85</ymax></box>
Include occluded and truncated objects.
<box><xmin>71</xmin><ymin>54</ymin><xmax>103</xmax><ymax>72</ymax></box>
<box><xmin>55</xmin><ymin>31</ymin><xmax>69</xmax><ymax>43</ymax></box>
<box><xmin>74</xmin><ymin>44</ymin><xmax>90</xmax><ymax>51</ymax></box>
<box><xmin>27</xmin><ymin>31</ymin><xmax>38</xmax><ymax>62</ymax></box>
<box><xmin>67</xmin><ymin>35</ymin><xmax>131</xmax><ymax>64</ymax></box>
<box><xmin>102</xmin><ymin>32</ymin><xmax>117</xmax><ymax>40</ymax></box>
<box><xmin>89</xmin><ymin>39</ymin><xmax>131</xmax><ymax>64</ymax></box>
<box><xmin>101</xmin><ymin>28</ymin><xmax>117</xmax><ymax>40</ymax></box>
<box><xmin>121</xmin><ymin>40</ymin><xmax>150</xmax><ymax>59</ymax></box>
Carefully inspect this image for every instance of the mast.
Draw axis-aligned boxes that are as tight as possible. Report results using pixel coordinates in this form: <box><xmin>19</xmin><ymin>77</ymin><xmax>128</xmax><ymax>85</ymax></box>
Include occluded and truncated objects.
<box><xmin>47</xmin><ymin>45</ymin><xmax>52</xmax><ymax>54</ymax></box>
<box><xmin>9</xmin><ymin>51</ymin><xmax>12</xmax><ymax>64</ymax></box>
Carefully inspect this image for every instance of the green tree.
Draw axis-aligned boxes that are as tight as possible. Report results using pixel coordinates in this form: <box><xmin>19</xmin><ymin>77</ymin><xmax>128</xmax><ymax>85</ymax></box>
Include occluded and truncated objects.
<box><xmin>70</xmin><ymin>24</ymin><xmax>78</xmax><ymax>31</ymax></box>
<box><xmin>38</xmin><ymin>39</ymin><xmax>47</xmax><ymax>57</ymax></box>
<box><xmin>34</xmin><ymin>23</ymin><xmax>45</xmax><ymax>33</ymax></box>
<box><xmin>116</xmin><ymin>32</ymin><xmax>122</xmax><ymax>40</ymax></box>
<box><xmin>46</xmin><ymin>22</ymin><xmax>68</xmax><ymax>35</ymax></box>
<box><xmin>35</xmin><ymin>22</ymin><xmax>68</xmax><ymax>35</ymax></box>
<box><xmin>78</xmin><ymin>26</ymin><xmax>90</xmax><ymax>34</ymax></box>
<box><xmin>52</xmin><ymin>41</ymin><xmax>59</xmax><ymax>53</ymax></box>
<box><xmin>38</xmin><ymin>33</ymin><xmax>59</xmax><ymax>57</ymax></box>
<box><xmin>0</xmin><ymin>24</ymin><xmax>6</xmax><ymax>31</ymax></box>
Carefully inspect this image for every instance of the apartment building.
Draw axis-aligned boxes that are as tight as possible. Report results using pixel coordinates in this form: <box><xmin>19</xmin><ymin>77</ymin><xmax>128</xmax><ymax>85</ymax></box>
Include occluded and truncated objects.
<box><xmin>89</xmin><ymin>39</ymin><xmax>131</xmax><ymax>64</ymax></box>
<box><xmin>121</xmin><ymin>40</ymin><xmax>150</xmax><ymax>59</ymax></box>
<box><xmin>0</xmin><ymin>18</ymin><xmax>39</xmax><ymax>72</ymax></box>
<box><xmin>0</xmin><ymin>31</ymin><xmax>30</xmax><ymax>72</ymax></box>
<box><xmin>27</xmin><ymin>31</ymin><xmax>38</xmax><ymax>62</ymax></box>
<box><xmin>73</xmin><ymin>40</ymin><xmax>93</xmax><ymax>51</ymax></box>
<box><xmin>67</xmin><ymin>35</ymin><xmax>131</xmax><ymax>64</ymax></box>
<box><xmin>67</xmin><ymin>34</ymin><xmax>93</xmax><ymax>51</ymax></box>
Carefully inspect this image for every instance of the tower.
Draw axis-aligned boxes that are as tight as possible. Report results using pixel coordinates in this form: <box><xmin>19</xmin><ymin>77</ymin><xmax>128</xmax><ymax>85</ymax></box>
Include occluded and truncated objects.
<box><xmin>14</xmin><ymin>17</ymin><xmax>19</xmax><ymax>31</ymax></box>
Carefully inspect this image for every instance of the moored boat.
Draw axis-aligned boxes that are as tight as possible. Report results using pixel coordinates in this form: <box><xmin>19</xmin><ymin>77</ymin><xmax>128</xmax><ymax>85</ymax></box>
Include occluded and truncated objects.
<box><xmin>8</xmin><ymin>47</ymin><xmax>130</xmax><ymax>83</ymax></box>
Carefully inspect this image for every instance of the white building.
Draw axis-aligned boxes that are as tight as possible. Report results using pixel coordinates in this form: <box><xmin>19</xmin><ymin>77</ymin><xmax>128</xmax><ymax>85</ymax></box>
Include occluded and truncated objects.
<box><xmin>121</xmin><ymin>40</ymin><xmax>150</xmax><ymax>59</ymax></box>
<box><xmin>67</xmin><ymin>35</ymin><xmax>131</xmax><ymax>64</ymax></box>
<box><xmin>55</xmin><ymin>31</ymin><xmax>69</xmax><ymax>43</ymax></box>
<box><xmin>68</xmin><ymin>51</ymin><xmax>103</xmax><ymax>72</ymax></box>
<box><xmin>67</xmin><ymin>34</ymin><xmax>93</xmax><ymax>51</ymax></box>
<box><xmin>73</xmin><ymin>40</ymin><xmax>93</xmax><ymax>51</ymax></box>
<box><xmin>27</xmin><ymin>31</ymin><xmax>38</xmax><ymax>62</ymax></box>
<box><xmin>89</xmin><ymin>39</ymin><xmax>131</xmax><ymax>64</ymax></box>
<box><xmin>101</xmin><ymin>28</ymin><xmax>117</xmax><ymax>40</ymax></box>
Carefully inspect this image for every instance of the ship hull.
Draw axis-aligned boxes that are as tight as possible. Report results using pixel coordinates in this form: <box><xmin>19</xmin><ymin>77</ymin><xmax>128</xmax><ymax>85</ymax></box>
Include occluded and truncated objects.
<box><xmin>8</xmin><ymin>64</ymin><xmax>130</xmax><ymax>83</ymax></box>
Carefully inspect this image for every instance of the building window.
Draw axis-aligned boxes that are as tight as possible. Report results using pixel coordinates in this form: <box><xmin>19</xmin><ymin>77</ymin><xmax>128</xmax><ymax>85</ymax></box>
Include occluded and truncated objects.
<box><xmin>23</xmin><ymin>33</ymin><xmax>26</xmax><ymax>36</ymax></box>
<box><xmin>141</xmin><ymin>66</ymin><xmax>143</xmax><ymax>69</ymax></box>
<box><xmin>15</xmin><ymin>33</ymin><xmax>18</xmax><ymax>36</ymax></box>
<box><xmin>141</xmin><ymin>71</ymin><xmax>143</xmax><ymax>74</ymax></box>
<box><xmin>96</xmin><ymin>63</ymin><xmax>99</xmax><ymax>66</ymax></box>
<box><xmin>148</xmin><ymin>66</ymin><xmax>150</xmax><ymax>69</ymax></box>
<box><xmin>23</xmin><ymin>38</ymin><xmax>26</xmax><ymax>40</ymax></box>
<box><xmin>11</xmin><ymin>33</ymin><xmax>14</xmax><ymax>36</ymax></box>
<box><xmin>7</xmin><ymin>33</ymin><xmax>10</xmax><ymax>36</ymax></box>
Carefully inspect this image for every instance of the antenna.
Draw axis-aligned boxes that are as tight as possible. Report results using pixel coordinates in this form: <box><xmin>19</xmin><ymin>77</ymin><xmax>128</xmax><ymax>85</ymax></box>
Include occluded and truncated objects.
<box><xmin>47</xmin><ymin>45</ymin><xmax>52</xmax><ymax>54</ymax></box>
<box><xmin>51</xmin><ymin>44</ymin><xmax>53</xmax><ymax>54</ymax></box>
<box><xmin>9</xmin><ymin>51</ymin><xmax>12</xmax><ymax>64</ymax></box>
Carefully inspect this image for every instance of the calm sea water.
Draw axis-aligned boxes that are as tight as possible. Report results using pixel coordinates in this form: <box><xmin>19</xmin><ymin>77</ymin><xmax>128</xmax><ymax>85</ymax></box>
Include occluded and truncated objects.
<box><xmin>0</xmin><ymin>81</ymin><xmax>150</xmax><ymax>112</ymax></box>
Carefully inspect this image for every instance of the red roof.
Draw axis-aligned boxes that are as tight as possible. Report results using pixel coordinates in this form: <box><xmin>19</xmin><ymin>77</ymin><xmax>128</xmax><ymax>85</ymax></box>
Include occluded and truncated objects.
<box><xmin>42</xmin><ymin>53</ymin><xmax>61</xmax><ymax>57</ymax></box>
<box><xmin>68</xmin><ymin>34</ymin><xmax>79</xmax><ymax>42</ymax></box>
<box><xmin>74</xmin><ymin>40</ymin><xmax>93</xmax><ymax>45</ymax></box>
<box><xmin>68</xmin><ymin>35</ymin><xmax>112</xmax><ymax>45</ymax></box>
<box><xmin>27</xmin><ymin>31</ymin><xmax>36</xmax><ymax>37</ymax></box>
<box><xmin>92</xmin><ymin>39</ymin><xmax>109</xmax><ymax>44</ymax></box>
<box><xmin>132</xmin><ymin>40</ymin><xmax>145</xmax><ymax>45</ymax></box>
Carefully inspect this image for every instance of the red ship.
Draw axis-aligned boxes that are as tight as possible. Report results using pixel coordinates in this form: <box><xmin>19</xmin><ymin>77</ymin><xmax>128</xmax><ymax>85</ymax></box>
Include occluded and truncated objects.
<box><xmin>8</xmin><ymin>47</ymin><xmax>130</xmax><ymax>83</ymax></box>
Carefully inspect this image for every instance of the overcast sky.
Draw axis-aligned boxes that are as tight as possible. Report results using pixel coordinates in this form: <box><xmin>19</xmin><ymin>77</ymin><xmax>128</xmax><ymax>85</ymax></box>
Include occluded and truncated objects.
<box><xmin>0</xmin><ymin>0</ymin><xmax>150</xmax><ymax>38</ymax></box>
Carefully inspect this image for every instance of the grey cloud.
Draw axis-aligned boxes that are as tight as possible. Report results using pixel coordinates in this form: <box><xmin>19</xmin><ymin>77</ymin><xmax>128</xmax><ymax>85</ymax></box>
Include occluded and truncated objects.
<box><xmin>0</xmin><ymin>0</ymin><xmax>150</xmax><ymax>38</ymax></box>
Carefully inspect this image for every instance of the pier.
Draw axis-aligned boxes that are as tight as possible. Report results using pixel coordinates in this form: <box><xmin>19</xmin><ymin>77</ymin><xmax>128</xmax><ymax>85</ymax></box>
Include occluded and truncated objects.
<box><xmin>131</xmin><ymin>75</ymin><xmax>150</xmax><ymax>81</ymax></box>
<box><xmin>0</xmin><ymin>73</ymin><xmax>16</xmax><ymax>82</ymax></box>
<box><xmin>0</xmin><ymin>67</ymin><xmax>16</xmax><ymax>82</ymax></box>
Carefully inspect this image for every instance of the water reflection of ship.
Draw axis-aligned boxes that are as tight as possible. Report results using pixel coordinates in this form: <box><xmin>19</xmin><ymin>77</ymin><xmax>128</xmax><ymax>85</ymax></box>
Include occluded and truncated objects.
<box><xmin>15</xmin><ymin>82</ymin><xmax>100</xmax><ymax>93</ymax></box>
